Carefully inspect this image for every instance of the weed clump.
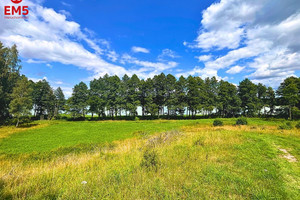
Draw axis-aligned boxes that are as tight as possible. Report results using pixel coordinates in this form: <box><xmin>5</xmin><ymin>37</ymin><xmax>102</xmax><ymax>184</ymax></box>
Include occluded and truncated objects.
<box><xmin>140</xmin><ymin>149</ymin><xmax>159</xmax><ymax>171</ymax></box>
<box><xmin>278</xmin><ymin>122</ymin><xmax>293</xmax><ymax>130</ymax></box>
<box><xmin>146</xmin><ymin>130</ymin><xmax>181</xmax><ymax>148</ymax></box>
<box><xmin>236</xmin><ymin>117</ymin><xmax>248</xmax><ymax>125</ymax></box>
<box><xmin>213</xmin><ymin>119</ymin><xmax>223</xmax><ymax>126</ymax></box>
<box><xmin>194</xmin><ymin>138</ymin><xmax>205</xmax><ymax>146</ymax></box>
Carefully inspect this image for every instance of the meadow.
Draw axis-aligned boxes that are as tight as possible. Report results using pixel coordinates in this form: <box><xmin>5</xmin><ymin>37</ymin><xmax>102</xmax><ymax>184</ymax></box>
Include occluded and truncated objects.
<box><xmin>0</xmin><ymin>118</ymin><xmax>299</xmax><ymax>199</ymax></box>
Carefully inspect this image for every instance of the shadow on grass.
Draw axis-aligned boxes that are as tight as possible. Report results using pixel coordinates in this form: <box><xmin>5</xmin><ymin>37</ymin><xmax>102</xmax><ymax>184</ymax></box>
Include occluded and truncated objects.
<box><xmin>0</xmin><ymin>179</ymin><xmax>13</xmax><ymax>200</ymax></box>
<box><xmin>16</xmin><ymin>123</ymin><xmax>39</xmax><ymax>128</ymax></box>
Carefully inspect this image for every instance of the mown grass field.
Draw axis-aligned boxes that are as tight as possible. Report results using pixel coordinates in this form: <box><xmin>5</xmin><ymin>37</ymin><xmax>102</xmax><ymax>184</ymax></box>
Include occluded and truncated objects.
<box><xmin>0</xmin><ymin>118</ymin><xmax>299</xmax><ymax>199</ymax></box>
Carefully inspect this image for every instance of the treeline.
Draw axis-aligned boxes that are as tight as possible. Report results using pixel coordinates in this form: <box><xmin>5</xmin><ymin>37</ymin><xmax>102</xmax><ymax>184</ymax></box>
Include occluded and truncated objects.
<box><xmin>66</xmin><ymin>74</ymin><xmax>300</xmax><ymax>120</ymax></box>
<box><xmin>1</xmin><ymin>42</ymin><xmax>300</xmax><ymax>126</ymax></box>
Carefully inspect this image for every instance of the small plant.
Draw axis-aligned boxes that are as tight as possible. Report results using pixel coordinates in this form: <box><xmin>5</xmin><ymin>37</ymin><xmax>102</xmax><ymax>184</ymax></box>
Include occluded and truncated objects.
<box><xmin>140</xmin><ymin>149</ymin><xmax>159</xmax><ymax>171</ymax></box>
<box><xmin>278</xmin><ymin>122</ymin><xmax>293</xmax><ymax>130</ymax></box>
<box><xmin>295</xmin><ymin>122</ymin><xmax>300</xmax><ymax>129</ymax></box>
<box><xmin>194</xmin><ymin>138</ymin><xmax>205</xmax><ymax>146</ymax></box>
<box><xmin>213</xmin><ymin>119</ymin><xmax>223</xmax><ymax>126</ymax></box>
<box><xmin>236</xmin><ymin>117</ymin><xmax>248</xmax><ymax>125</ymax></box>
<box><xmin>134</xmin><ymin>116</ymin><xmax>140</xmax><ymax>121</ymax></box>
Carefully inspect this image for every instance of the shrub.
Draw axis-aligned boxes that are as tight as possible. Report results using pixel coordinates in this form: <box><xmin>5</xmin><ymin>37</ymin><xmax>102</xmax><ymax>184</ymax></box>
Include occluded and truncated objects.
<box><xmin>278</xmin><ymin>122</ymin><xmax>293</xmax><ymax>130</ymax></box>
<box><xmin>213</xmin><ymin>119</ymin><xmax>223</xmax><ymax>126</ymax></box>
<box><xmin>236</xmin><ymin>117</ymin><xmax>248</xmax><ymax>125</ymax></box>
<box><xmin>134</xmin><ymin>116</ymin><xmax>140</xmax><ymax>121</ymax></box>
<box><xmin>295</xmin><ymin>122</ymin><xmax>300</xmax><ymax>129</ymax></box>
<box><xmin>140</xmin><ymin>149</ymin><xmax>159</xmax><ymax>171</ymax></box>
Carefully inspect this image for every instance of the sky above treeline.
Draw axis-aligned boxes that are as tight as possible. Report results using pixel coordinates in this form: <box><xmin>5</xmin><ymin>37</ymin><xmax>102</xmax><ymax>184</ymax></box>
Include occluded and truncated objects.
<box><xmin>0</xmin><ymin>0</ymin><xmax>299</xmax><ymax>97</ymax></box>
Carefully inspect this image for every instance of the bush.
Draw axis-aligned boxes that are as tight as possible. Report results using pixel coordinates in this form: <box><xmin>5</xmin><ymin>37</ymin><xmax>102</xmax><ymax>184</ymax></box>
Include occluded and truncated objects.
<box><xmin>295</xmin><ymin>122</ymin><xmax>300</xmax><ymax>129</ymax></box>
<box><xmin>236</xmin><ymin>117</ymin><xmax>248</xmax><ymax>125</ymax></box>
<box><xmin>140</xmin><ymin>149</ymin><xmax>159</xmax><ymax>171</ymax></box>
<box><xmin>278</xmin><ymin>122</ymin><xmax>293</xmax><ymax>130</ymax></box>
<box><xmin>134</xmin><ymin>116</ymin><xmax>140</xmax><ymax>121</ymax></box>
<box><xmin>213</xmin><ymin>119</ymin><xmax>223</xmax><ymax>126</ymax></box>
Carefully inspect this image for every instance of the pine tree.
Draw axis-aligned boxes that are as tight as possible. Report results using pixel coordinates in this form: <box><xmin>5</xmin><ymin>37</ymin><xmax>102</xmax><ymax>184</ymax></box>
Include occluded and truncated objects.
<box><xmin>238</xmin><ymin>78</ymin><xmax>259</xmax><ymax>116</ymax></box>
<box><xmin>277</xmin><ymin>77</ymin><xmax>300</xmax><ymax>119</ymax></box>
<box><xmin>174</xmin><ymin>76</ymin><xmax>186</xmax><ymax>116</ymax></box>
<box><xmin>165</xmin><ymin>74</ymin><xmax>176</xmax><ymax>117</ymax></box>
<box><xmin>9</xmin><ymin>76</ymin><xmax>33</xmax><ymax>127</ymax></box>
<box><xmin>54</xmin><ymin>87</ymin><xmax>65</xmax><ymax>118</ymax></box>
<box><xmin>68</xmin><ymin>82</ymin><xmax>89</xmax><ymax>118</ymax></box>
<box><xmin>217</xmin><ymin>80</ymin><xmax>241</xmax><ymax>117</ymax></box>
<box><xmin>0</xmin><ymin>43</ymin><xmax>22</xmax><ymax>119</ymax></box>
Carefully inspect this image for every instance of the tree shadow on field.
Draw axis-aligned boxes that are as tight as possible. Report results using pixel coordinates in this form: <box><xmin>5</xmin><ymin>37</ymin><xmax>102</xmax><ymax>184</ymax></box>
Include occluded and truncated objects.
<box><xmin>16</xmin><ymin>123</ymin><xmax>39</xmax><ymax>128</ymax></box>
<box><xmin>0</xmin><ymin>179</ymin><xmax>13</xmax><ymax>200</ymax></box>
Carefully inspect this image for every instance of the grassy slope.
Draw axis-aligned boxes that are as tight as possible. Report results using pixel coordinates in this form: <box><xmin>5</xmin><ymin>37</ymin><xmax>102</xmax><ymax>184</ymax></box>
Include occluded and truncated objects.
<box><xmin>0</xmin><ymin>119</ymin><xmax>299</xmax><ymax>199</ymax></box>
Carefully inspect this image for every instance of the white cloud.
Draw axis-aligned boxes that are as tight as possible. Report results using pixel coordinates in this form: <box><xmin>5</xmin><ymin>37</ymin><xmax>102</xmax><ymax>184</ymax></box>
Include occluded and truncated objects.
<box><xmin>131</xmin><ymin>46</ymin><xmax>150</xmax><ymax>54</ymax></box>
<box><xmin>226</xmin><ymin>65</ymin><xmax>245</xmax><ymax>74</ymax></box>
<box><xmin>121</xmin><ymin>54</ymin><xmax>177</xmax><ymax>71</ymax></box>
<box><xmin>54</xmin><ymin>81</ymin><xmax>64</xmax><ymax>85</ymax></box>
<box><xmin>158</xmin><ymin>49</ymin><xmax>179</xmax><ymax>60</ymax></box>
<box><xmin>106</xmin><ymin>51</ymin><xmax>118</xmax><ymax>62</ymax></box>
<box><xmin>188</xmin><ymin>0</ymin><xmax>300</xmax><ymax>86</ymax></box>
<box><xmin>46</xmin><ymin>63</ymin><xmax>53</xmax><ymax>68</ymax></box>
<box><xmin>196</xmin><ymin>55</ymin><xmax>212</xmax><ymax>62</ymax></box>
<box><xmin>0</xmin><ymin>0</ymin><xmax>128</xmax><ymax>78</ymax></box>
<box><xmin>120</xmin><ymin>54</ymin><xmax>178</xmax><ymax>79</ymax></box>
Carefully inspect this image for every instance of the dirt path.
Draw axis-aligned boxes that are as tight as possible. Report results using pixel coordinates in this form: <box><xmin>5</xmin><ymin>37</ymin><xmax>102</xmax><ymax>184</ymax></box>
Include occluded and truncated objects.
<box><xmin>279</xmin><ymin>148</ymin><xmax>297</xmax><ymax>162</ymax></box>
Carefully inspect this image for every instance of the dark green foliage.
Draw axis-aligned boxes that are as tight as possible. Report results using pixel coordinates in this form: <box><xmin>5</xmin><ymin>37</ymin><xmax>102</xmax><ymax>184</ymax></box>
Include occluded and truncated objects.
<box><xmin>0</xmin><ymin>42</ymin><xmax>21</xmax><ymax>119</ymax></box>
<box><xmin>277</xmin><ymin>77</ymin><xmax>300</xmax><ymax>119</ymax></box>
<box><xmin>54</xmin><ymin>87</ymin><xmax>65</xmax><ymax>118</ymax></box>
<box><xmin>9</xmin><ymin>76</ymin><xmax>33</xmax><ymax>127</ymax></box>
<box><xmin>213</xmin><ymin>119</ymin><xmax>223</xmax><ymax>126</ymax></box>
<box><xmin>141</xmin><ymin>149</ymin><xmax>159</xmax><ymax>171</ymax></box>
<box><xmin>174</xmin><ymin>76</ymin><xmax>187</xmax><ymax>116</ymax></box>
<box><xmin>236</xmin><ymin>118</ymin><xmax>248</xmax><ymax>125</ymax></box>
<box><xmin>32</xmin><ymin>80</ymin><xmax>56</xmax><ymax>119</ymax></box>
<box><xmin>238</xmin><ymin>79</ymin><xmax>259</xmax><ymax>116</ymax></box>
<box><xmin>295</xmin><ymin>122</ymin><xmax>300</xmax><ymax>129</ymax></box>
<box><xmin>265</xmin><ymin>87</ymin><xmax>276</xmax><ymax>115</ymax></box>
<box><xmin>67</xmin><ymin>82</ymin><xmax>89</xmax><ymax>118</ymax></box>
<box><xmin>217</xmin><ymin>80</ymin><xmax>241</xmax><ymax>117</ymax></box>
<box><xmin>278</xmin><ymin>122</ymin><xmax>293</xmax><ymax>130</ymax></box>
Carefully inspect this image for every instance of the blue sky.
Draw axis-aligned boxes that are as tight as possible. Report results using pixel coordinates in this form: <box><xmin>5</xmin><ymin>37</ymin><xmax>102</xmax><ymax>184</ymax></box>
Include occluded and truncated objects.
<box><xmin>1</xmin><ymin>0</ymin><xmax>300</xmax><ymax>96</ymax></box>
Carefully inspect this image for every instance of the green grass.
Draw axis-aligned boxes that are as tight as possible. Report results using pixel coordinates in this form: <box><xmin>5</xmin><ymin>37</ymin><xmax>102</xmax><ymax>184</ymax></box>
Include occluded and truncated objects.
<box><xmin>0</xmin><ymin>118</ymin><xmax>288</xmax><ymax>154</ymax></box>
<box><xmin>0</xmin><ymin>118</ymin><xmax>299</xmax><ymax>199</ymax></box>
<box><xmin>0</xmin><ymin>120</ymin><xmax>196</xmax><ymax>154</ymax></box>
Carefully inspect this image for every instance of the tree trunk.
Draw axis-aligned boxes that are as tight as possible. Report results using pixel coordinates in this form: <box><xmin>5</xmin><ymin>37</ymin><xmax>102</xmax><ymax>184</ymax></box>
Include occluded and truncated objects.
<box><xmin>142</xmin><ymin>106</ymin><xmax>145</xmax><ymax>117</ymax></box>
<box><xmin>16</xmin><ymin>118</ymin><xmax>20</xmax><ymax>127</ymax></box>
<box><xmin>289</xmin><ymin>105</ymin><xmax>292</xmax><ymax>120</ymax></box>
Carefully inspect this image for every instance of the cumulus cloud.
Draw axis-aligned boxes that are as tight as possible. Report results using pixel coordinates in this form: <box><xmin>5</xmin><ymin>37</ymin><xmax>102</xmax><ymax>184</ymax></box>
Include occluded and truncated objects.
<box><xmin>189</xmin><ymin>0</ymin><xmax>300</xmax><ymax>86</ymax></box>
<box><xmin>226</xmin><ymin>65</ymin><xmax>245</xmax><ymax>74</ymax></box>
<box><xmin>0</xmin><ymin>0</ymin><xmax>128</xmax><ymax>78</ymax></box>
<box><xmin>131</xmin><ymin>46</ymin><xmax>150</xmax><ymax>54</ymax></box>
<box><xmin>196</xmin><ymin>55</ymin><xmax>212</xmax><ymax>62</ymax></box>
